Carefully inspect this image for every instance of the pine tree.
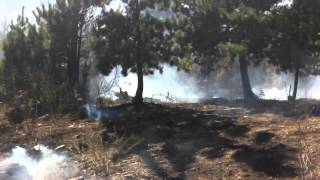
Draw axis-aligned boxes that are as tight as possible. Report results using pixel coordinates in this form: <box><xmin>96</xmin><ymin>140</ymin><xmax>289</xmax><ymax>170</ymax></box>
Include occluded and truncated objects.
<box><xmin>92</xmin><ymin>0</ymin><xmax>172</xmax><ymax>104</ymax></box>
<box><xmin>32</xmin><ymin>0</ymin><xmax>94</xmax><ymax>110</ymax></box>
<box><xmin>34</xmin><ymin>0</ymin><xmax>92</xmax><ymax>94</ymax></box>
<box><xmin>3</xmin><ymin>8</ymin><xmax>32</xmax><ymax>97</ymax></box>
<box><xmin>173</xmin><ymin>0</ymin><xmax>280</xmax><ymax>100</ymax></box>
<box><xmin>267</xmin><ymin>0</ymin><xmax>320</xmax><ymax>100</ymax></box>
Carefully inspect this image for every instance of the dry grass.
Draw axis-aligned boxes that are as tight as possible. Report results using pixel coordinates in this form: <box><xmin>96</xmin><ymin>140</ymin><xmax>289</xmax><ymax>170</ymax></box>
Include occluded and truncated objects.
<box><xmin>67</xmin><ymin>125</ymin><xmax>146</xmax><ymax>178</ymax></box>
<box><xmin>296</xmin><ymin>112</ymin><xmax>320</xmax><ymax>179</ymax></box>
<box><xmin>75</xmin><ymin>128</ymin><xmax>114</xmax><ymax>177</ymax></box>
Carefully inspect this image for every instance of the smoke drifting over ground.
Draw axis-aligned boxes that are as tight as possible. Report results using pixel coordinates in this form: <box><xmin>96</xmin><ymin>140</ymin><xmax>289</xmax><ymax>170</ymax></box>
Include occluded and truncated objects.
<box><xmin>253</xmin><ymin>74</ymin><xmax>320</xmax><ymax>100</ymax></box>
<box><xmin>89</xmin><ymin>62</ymin><xmax>320</xmax><ymax>102</ymax></box>
<box><xmin>0</xmin><ymin>145</ymin><xmax>78</xmax><ymax>180</ymax></box>
<box><xmin>249</xmin><ymin>63</ymin><xmax>320</xmax><ymax>100</ymax></box>
<box><xmin>197</xmin><ymin>62</ymin><xmax>320</xmax><ymax>100</ymax></box>
<box><xmin>196</xmin><ymin>62</ymin><xmax>320</xmax><ymax>100</ymax></box>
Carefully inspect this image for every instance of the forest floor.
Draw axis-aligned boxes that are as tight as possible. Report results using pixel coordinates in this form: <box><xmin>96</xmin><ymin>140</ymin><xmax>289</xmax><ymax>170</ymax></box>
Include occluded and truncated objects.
<box><xmin>1</xmin><ymin>99</ymin><xmax>320</xmax><ymax>179</ymax></box>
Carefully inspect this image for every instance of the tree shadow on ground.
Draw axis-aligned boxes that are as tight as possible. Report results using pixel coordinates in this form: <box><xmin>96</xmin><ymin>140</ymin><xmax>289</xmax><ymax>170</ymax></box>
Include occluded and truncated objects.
<box><xmin>255</xmin><ymin>131</ymin><xmax>274</xmax><ymax>144</ymax></box>
<box><xmin>232</xmin><ymin>143</ymin><xmax>298</xmax><ymax>177</ymax></box>
<box><xmin>100</xmin><ymin>103</ymin><xmax>299</xmax><ymax>179</ymax></box>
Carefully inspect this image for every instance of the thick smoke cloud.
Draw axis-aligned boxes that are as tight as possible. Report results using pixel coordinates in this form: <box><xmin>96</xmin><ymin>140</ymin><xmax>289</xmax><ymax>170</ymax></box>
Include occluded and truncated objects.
<box><xmin>0</xmin><ymin>145</ymin><xmax>79</xmax><ymax>180</ymax></box>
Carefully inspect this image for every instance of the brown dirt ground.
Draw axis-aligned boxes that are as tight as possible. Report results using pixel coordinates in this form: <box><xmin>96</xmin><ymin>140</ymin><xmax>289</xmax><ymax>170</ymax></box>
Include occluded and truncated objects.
<box><xmin>1</xmin><ymin>100</ymin><xmax>320</xmax><ymax>179</ymax></box>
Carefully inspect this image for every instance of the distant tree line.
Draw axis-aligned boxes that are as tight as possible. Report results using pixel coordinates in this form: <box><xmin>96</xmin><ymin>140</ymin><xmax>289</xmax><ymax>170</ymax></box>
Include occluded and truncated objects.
<box><xmin>1</xmin><ymin>0</ymin><xmax>320</xmax><ymax>114</ymax></box>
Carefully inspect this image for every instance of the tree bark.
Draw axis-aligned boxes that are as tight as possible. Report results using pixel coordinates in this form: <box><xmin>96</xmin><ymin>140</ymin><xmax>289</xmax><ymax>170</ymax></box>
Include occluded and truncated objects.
<box><xmin>134</xmin><ymin>61</ymin><xmax>144</xmax><ymax>104</ymax></box>
<box><xmin>132</xmin><ymin>0</ymin><xmax>143</xmax><ymax>105</ymax></box>
<box><xmin>68</xmin><ymin>12</ymin><xmax>85</xmax><ymax>90</ymax></box>
<box><xmin>68</xmin><ymin>35</ymin><xmax>79</xmax><ymax>87</ymax></box>
<box><xmin>239</xmin><ymin>56</ymin><xmax>257</xmax><ymax>100</ymax></box>
<box><xmin>292</xmin><ymin>66</ymin><xmax>300</xmax><ymax>100</ymax></box>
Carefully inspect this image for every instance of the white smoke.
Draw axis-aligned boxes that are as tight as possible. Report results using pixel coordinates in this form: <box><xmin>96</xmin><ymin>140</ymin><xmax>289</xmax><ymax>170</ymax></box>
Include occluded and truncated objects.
<box><xmin>248</xmin><ymin>61</ymin><xmax>320</xmax><ymax>100</ymax></box>
<box><xmin>277</xmin><ymin>0</ymin><xmax>293</xmax><ymax>7</ymax></box>
<box><xmin>105</xmin><ymin>0</ymin><xmax>127</xmax><ymax>12</ymax></box>
<box><xmin>252</xmin><ymin>73</ymin><xmax>320</xmax><ymax>100</ymax></box>
<box><xmin>190</xmin><ymin>61</ymin><xmax>320</xmax><ymax>101</ymax></box>
<box><xmin>89</xmin><ymin>60</ymin><xmax>320</xmax><ymax>103</ymax></box>
<box><xmin>0</xmin><ymin>145</ymin><xmax>79</xmax><ymax>180</ymax></box>
<box><xmin>90</xmin><ymin>64</ymin><xmax>204</xmax><ymax>102</ymax></box>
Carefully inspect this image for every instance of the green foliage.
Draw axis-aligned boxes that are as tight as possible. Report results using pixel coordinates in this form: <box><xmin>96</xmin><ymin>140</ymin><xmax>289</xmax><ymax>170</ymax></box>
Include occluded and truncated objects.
<box><xmin>218</xmin><ymin>42</ymin><xmax>248</xmax><ymax>57</ymax></box>
<box><xmin>2</xmin><ymin>0</ymin><xmax>95</xmax><ymax>113</ymax></box>
<box><xmin>93</xmin><ymin>11</ymin><xmax>172</xmax><ymax>75</ymax></box>
<box><xmin>178</xmin><ymin>56</ymin><xmax>193</xmax><ymax>72</ymax></box>
<box><xmin>172</xmin><ymin>0</ymin><xmax>278</xmax><ymax>70</ymax></box>
<box><xmin>34</xmin><ymin>0</ymin><xmax>92</xmax><ymax>85</ymax></box>
<box><xmin>2</xmin><ymin>9</ymin><xmax>32</xmax><ymax>96</ymax></box>
<box><xmin>266</xmin><ymin>0</ymin><xmax>320</xmax><ymax>75</ymax></box>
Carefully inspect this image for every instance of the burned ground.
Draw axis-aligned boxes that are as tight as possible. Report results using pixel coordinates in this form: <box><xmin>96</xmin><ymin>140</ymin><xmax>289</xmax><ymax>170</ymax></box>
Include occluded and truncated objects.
<box><xmin>1</xmin><ymin>100</ymin><xmax>320</xmax><ymax>179</ymax></box>
<box><xmin>99</xmin><ymin>103</ymin><xmax>301</xmax><ymax>179</ymax></box>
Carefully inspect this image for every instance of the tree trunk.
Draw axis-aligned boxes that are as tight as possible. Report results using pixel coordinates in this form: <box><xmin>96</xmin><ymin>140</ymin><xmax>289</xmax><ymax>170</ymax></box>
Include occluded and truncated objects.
<box><xmin>239</xmin><ymin>56</ymin><xmax>257</xmax><ymax>100</ymax></box>
<box><xmin>132</xmin><ymin>0</ymin><xmax>143</xmax><ymax>105</ymax></box>
<box><xmin>68</xmin><ymin>36</ymin><xmax>79</xmax><ymax>87</ymax></box>
<box><xmin>134</xmin><ymin>61</ymin><xmax>144</xmax><ymax>104</ymax></box>
<box><xmin>292</xmin><ymin>66</ymin><xmax>300</xmax><ymax>100</ymax></box>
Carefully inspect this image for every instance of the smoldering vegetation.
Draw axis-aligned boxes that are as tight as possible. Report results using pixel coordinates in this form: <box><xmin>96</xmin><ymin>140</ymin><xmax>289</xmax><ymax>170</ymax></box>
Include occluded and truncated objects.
<box><xmin>0</xmin><ymin>145</ymin><xmax>79</xmax><ymax>180</ymax></box>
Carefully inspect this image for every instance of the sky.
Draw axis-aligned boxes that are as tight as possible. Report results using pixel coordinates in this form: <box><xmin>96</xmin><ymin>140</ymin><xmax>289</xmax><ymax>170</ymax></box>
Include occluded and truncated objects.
<box><xmin>0</xmin><ymin>0</ymin><xmax>54</xmax><ymax>25</ymax></box>
<box><xmin>0</xmin><ymin>0</ymin><xmax>291</xmax><ymax>27</ymax></box>
<box><xmin>0</xmin><ymin>0</ymin><xmax>125</xmax><ymax>26</ymax></box>
<box><xmin>278</xmin><ymin>0</ymin><xmax>292</xmax><ymax>7</ymax></box>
